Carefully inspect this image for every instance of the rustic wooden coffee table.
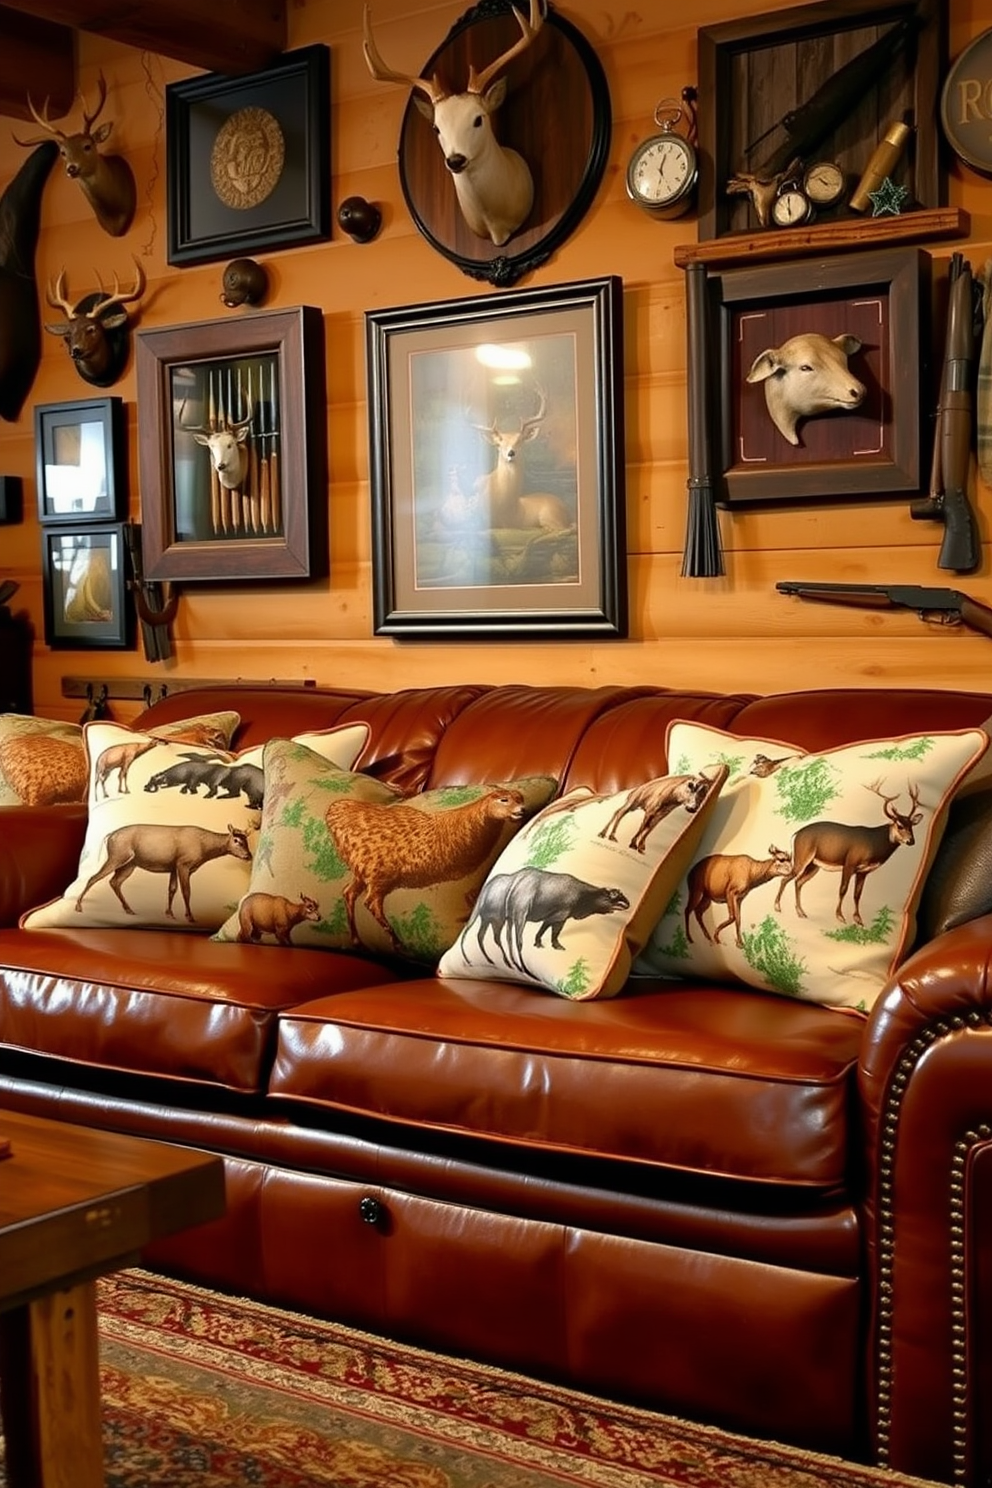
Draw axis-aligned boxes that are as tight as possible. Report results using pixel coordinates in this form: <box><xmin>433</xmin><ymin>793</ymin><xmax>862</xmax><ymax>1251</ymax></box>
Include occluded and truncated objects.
<box><xmin>0</xmin><ymin>1108</ymin><xmax>225</xmax><ymax>1488</ymax></box>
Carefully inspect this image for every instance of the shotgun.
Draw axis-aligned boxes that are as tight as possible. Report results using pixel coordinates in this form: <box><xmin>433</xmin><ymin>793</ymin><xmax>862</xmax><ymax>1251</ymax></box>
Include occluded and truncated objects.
<box><xmin>776</xmin><ymin>580</ymin><xmax>992</xmax><ymax>638</ymax></box>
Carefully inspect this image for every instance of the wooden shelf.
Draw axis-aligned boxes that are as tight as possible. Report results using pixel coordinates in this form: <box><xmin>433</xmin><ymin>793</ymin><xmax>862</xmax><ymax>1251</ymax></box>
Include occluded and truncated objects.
<box><xmin>674</xmin><ymin>207</ymin><xmax>969</xmax><ymax>269</ymax></box>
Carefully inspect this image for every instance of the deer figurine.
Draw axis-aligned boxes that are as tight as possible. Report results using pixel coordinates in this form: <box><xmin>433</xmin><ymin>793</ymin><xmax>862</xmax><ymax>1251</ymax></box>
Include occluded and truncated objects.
<box><xmin>363</xmin><ymin>0</ymin><xmax>544</xmax><ymax>246</ymax></box>
<box><xmin>14</xmin><ymin>72</ymin><xmax>136</xmax><ymax>238</ymax></box>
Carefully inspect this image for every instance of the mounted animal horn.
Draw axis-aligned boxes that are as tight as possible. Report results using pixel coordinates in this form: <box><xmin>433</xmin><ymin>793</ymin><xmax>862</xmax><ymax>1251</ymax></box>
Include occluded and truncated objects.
<box><xmin>44</xmin><ymin>258</ymin><xmax>146</xmax><ymax>387</ymax></box>
<box><xmin>0</xmin><ymin>140</ymin><xmax>59</xmax><ymax>421</ymax></box>
<box><xmin>363</xmin><ymin>0</ymin><xmax>544</xmax><ymax>247</ymax></box>
<box><xmin>14</xmin><ymin>71</ymin><xmax>136</xmax><ymax>238</ymax></box>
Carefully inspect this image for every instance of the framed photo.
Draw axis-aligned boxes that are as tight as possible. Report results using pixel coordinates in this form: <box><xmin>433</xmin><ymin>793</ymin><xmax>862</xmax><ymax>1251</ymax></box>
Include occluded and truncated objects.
<box><xmin>696</xmin><ymin>247</ymin><xmax>929</xmax><ymax>507</ymax></box>
<box><xmin>34</xmin><ymin>397</ymin><xmax>125</xmax><ymax>525</ymax></box>
<box><xmin>395</xmin><ymin>1</ymin><xmax>611</xmax><ymax>288</ymax></box>
<box><xmin>365</xmin><ymin>275</ymin><xmax>626</xmax><ymax>638</ymax></box>
<box><xmin>166</xmin><ymin>44</ymin><xmax>330</xmax><ymax>267</ymax></box>
<box><xmin>135</xmin><ymin>305</ymin><xmax>327</xmax><ymax>583</ymax></box>
<box><xmin>697</xmin><ymin>0</ymin><xmax>944</xmax><ymax>243</ymax></box>
<box><xmin>41</xmin><ymin>523</ymin><xmax>131</xmax><ymax>650</ymax></box>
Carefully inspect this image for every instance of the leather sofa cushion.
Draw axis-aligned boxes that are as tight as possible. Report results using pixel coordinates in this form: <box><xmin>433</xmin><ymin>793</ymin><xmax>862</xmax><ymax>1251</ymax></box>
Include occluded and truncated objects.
<box><xmin>0</xmin><ymin>926</ymin><xmax>408</xmax><ymax>1094</ymax></box>
<box><xmin>270</xmin><ymin>978</ymin><xmax>865</xmax><ymax>1190</ymax></box>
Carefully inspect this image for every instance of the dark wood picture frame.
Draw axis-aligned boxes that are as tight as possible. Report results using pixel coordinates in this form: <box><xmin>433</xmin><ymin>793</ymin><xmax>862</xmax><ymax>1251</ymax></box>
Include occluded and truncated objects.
<box><xmin>34</xmin><ymin>396</ymin><xmax>125</xmax><ymax>525</ymax></box>
<box><xmin>135</xmin><ymin>306</ymin><xmax>327</xmax><ymax>583</ymax></box>
<box><xmin>42</xmin><ymin>522</ymin><xmax>131</xmax><ymax>650</ymax></box>
<box><xmin>396</xmin><ymin>0</ymin><xmax>611</xmax><ymax>287</ymax></box>
<box><xmin>166</xmin><ymin>44</ymin><xmax>330</xmax><ymax>267</ymax></box>
<box><xmin>697</xmin><ymin>0</ymin><xmax>945</xmax><ymax>243</ymax></box>
<box><xmin>696</xmin><ymin>247</ymin><xmax>929</xmax><ymax>506</ymax></box>
<box><xmin>366</xmin><ymin>275</ymin><xmax>626</xmax><ymax>638</ymax></box>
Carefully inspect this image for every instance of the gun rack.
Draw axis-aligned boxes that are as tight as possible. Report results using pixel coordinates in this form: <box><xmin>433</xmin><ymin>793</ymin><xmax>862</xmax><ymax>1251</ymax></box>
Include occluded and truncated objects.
<box><xmin>62</xmin><ymin>675</ymin><xmax>317</xmax><ymax>707</ymax></box>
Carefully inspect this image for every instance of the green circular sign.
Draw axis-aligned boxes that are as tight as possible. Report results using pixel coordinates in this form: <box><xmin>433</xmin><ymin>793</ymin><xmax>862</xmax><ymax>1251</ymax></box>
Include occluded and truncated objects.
<box><xmin>941</xmin><ymin>27</ymin><xmax>992</xmax><ymax>177</ymax></box>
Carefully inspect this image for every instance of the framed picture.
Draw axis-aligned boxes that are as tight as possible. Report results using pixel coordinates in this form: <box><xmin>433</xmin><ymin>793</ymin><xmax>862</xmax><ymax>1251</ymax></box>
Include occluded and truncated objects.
<box><xmin>696</xmin><ymin>0</ymin><xmax>944</xmax><ymax>243</ymax></box>
<box><xmin>41</xmin><ymin>523</ymin><xmax>131</xmax><ymax>650</ymax></box>
<box><xmin>135</xmin><ymin>305</ymin><xmax>327</xmax><ymax>583</ymax></box>
<box><xmin>394</xmin><ymin>1</ymin><xmax>611</xmax><ymax>288</ymax></box>
<box><xmin>365</xmin><ymin>275</ymin><xmax>626</xmax><ymax>638</ymax></box>
<box><xmin>166</xmin><ymin>44</ymin><xmax>330</xmax><ymax>267</ymax></box>
<box><xmin>34</xmin><ymin>397</ymin><xmax>125</xmax><ymax>525</ymax></box>
<box><xmin>695</xmin><ymin>247</ymin><xmax>929</xmax><ymax>507</ymax></box>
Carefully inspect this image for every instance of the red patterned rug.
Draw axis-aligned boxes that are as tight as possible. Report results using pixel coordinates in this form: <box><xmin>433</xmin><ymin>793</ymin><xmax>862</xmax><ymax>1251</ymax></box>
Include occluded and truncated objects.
<box><xmin>26</xmin><ymin>1269</ymin><xmax>947</xmax><ymax>1487</ymax></box>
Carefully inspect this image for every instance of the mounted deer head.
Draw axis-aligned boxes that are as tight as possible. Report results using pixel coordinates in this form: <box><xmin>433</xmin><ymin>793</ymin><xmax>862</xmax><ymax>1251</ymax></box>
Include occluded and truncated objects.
<box><xmin>44</xmin><ymin>258</ymin><xmax>146</xmax><ymax>387</ymax></box>
<box><xmin>179</xmin><ymin>399</ymin><xmax>255</xmax><ymax>491</ymax></box>
<box><xmin>14</xmin><ymin>72</ymin><xmax>136</xmax><ymax>238</ymax></box>
<box><xmin>363</xmin><ymin>0</ymin><xmax>543</xmax><ymax>246</ymax></box>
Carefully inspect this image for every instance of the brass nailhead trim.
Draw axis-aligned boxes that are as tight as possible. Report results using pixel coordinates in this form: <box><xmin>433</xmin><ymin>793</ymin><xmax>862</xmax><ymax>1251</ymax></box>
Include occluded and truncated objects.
<box><xmin>873</xmin><ymin>1014</ymin><xmax>992</xmax><ymax>1484</ymax></box>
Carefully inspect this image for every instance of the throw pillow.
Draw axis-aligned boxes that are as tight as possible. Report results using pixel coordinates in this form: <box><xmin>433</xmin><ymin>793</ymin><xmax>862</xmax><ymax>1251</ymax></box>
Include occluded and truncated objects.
<box><xmin>20</xmin><ymin>720</ymin><xmax>370</xmax><ymax>934</ymax></box>
<box><xmin>212</xmin><ymin>736</ymin><xmax>558</xmax><ymax>963</ymax></box>
<box><xmin>0</xmin><ymin>709</ymin><xmax>241</xmax><ymax>807</ymax></box>
<box><xmin>438</xmin><ymin>763</ymin><xmax>729</xmax><ymax>1000</ymax></box>
<box><xmin>633</xmin><ymin>720</ymin><xmax>990</xmax><ymax>1012</ymax></box>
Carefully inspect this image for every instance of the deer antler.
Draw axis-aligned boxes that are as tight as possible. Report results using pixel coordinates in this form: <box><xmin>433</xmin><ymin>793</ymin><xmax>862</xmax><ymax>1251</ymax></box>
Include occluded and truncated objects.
<box><xmin>79</xmin><ymin>72</ymin><xmax>108</xmax><ymax>134</ymax></box>
<box><xmin>89</xmin><ymin>256</ymin><xmax>146</xmax><ymax>318</ymax></box>
<box><xmin>362</xmin><ymin>7</ymin><xmax>447</xmax><ymax>103</ymax></box>
<box><xmin>11</xmin><ymin>93</ymin><xmax>67</xmax><ymax>148</ymax></box>
<box><xmin>45</xmin><ymin>269</ymin><xmax>83</xmax><ymax>318</ymax></box>
<box><xmin>518</xmin><ymin>383</ymin><xmax>547</xmax><ymax>438</ymax></box>
<box><xmin>468</xmin><ymin>0</ymin><xmax>544</xmax><ymax>96</ymax></box>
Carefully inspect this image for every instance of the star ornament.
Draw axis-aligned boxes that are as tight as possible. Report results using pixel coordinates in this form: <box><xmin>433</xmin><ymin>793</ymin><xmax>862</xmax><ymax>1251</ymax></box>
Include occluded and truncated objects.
<box><xmin>868</xmin><ymin>176</ymin><xmax>910</xmax><ymax>216</ymax></box>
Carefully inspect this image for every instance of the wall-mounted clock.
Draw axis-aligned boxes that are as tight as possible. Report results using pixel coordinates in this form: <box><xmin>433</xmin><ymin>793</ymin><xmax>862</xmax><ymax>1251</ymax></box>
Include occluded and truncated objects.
<box><xmin>626</xmin><ymin>92</ymin><xmax>699</xmax><ymax>220</ymax></box>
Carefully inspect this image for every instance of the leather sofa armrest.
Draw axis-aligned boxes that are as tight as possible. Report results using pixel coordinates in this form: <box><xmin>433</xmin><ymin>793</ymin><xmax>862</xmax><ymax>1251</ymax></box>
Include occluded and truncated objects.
<box><xmin>858</xmin><ymin>917</ymin><xmax>992</xmax><ymax>1483</ymax></box>
<box><xmin>0</xmin><ymin>803</ymin><xmax>87</xmax><ymax>925</ymax></box>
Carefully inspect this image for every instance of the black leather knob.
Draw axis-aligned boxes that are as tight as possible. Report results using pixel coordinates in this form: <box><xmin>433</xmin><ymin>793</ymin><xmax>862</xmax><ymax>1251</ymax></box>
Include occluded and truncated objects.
<box><xmin>359</xmin><ymin>1195</ymin><xmax>383</xmax><ymax>1225</ymax></box>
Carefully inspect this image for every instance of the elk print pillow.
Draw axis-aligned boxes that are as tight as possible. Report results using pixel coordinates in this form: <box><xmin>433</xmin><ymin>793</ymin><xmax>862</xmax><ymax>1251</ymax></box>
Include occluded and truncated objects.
<box><xmin>212</xmin><ymin>737</ymin><xmax>557</xmax><ymax>961</ymax></box>
<box><xmin>633</xmin><ymin>720</ymin><xmax>990</xmax><ymax>1012</ymax></box>
<box><xmin>438</xmin><ymin>763</ymin><xmax>729</xmax><ymax>1000</ymax></box>
<box><xmin>21</xmin><ymin>719</ymin><xmax>370</xmax><ymax>934</ymax></box>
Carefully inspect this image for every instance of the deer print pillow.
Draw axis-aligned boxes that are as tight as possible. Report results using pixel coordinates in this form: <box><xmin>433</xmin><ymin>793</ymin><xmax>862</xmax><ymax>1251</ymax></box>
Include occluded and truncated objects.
<box><xmin>0</xmin><ymin>709</ymin><xmax>242</xmax><ymax>807</ymax></box>
<box><xmin>633</xmin><ymin>721</ymin><xmax>990</xmax><ymax>1012</ymax></box>
<box><xmin>438</xmin><ymin>763</ymin><xmax>729</xmax><ymax>1000</ymax></box>
<box><xmin>20</xmin><ymin>719</ymin><xmax>370</xmax><ymax>934</ymax></box>
<box><xmin>212</xmin><ymin>736</ymin><xmax>557</xmax><ymax>962</ymax></box>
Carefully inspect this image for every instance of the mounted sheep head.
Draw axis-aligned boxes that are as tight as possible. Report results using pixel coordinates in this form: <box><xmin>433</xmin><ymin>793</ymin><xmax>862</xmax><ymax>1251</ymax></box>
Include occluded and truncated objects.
<box><xmin>746</xmin><ymin>331</ymin><xmax>866</xmax><ymax>445</ymax></box>
<box><xmin>44</xmin><ymin>258</ymin><xmax>146</xmax><ymax>387</ymax></box>
<box><xmin>14</xmin><ymin>71</ymin><xmax>136</xmax><ymax>238</ymax></box>
<box><xmin>363</xmin><ymin>0</ymin><xmax>543</xmax><ymax>247</ymax></box>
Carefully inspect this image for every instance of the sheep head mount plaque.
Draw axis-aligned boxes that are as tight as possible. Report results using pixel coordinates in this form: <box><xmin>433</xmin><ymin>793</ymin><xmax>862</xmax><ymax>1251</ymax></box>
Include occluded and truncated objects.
<box><xmin>746</xmin><ymin>332</ymin><xmax>866</xmax><ymax>445</ymax></box>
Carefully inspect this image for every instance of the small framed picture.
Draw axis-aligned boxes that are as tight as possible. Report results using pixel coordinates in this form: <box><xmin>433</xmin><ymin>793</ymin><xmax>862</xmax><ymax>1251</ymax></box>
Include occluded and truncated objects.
<box><xmin>34</xmin><ymin>397</ymin><xmax>126</xmax><ymax>525</ymax></box>
<box><xmin>41</xmin><ymin>524</ymin><xmax>132</xmax><ymax>650</ymax></box>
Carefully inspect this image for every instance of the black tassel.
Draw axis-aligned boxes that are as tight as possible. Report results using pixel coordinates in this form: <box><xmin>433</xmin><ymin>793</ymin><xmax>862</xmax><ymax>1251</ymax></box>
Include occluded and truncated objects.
<box><xmin>681</xmin><ymin>477</ymin><xmax>724</xmax><ymax>578</ymax></box>
<box><xmin>681</xmin><ymin>262</ymin><xmax>724</xmax><ymax>578</ymax></box>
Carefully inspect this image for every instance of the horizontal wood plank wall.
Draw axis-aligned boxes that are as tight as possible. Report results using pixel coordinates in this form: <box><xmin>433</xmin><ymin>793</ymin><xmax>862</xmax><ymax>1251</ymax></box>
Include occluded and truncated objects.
<box><xmin>0</xmin><ymin>0</ymin><xmax>989</xmax><ymax>725</ymax></box>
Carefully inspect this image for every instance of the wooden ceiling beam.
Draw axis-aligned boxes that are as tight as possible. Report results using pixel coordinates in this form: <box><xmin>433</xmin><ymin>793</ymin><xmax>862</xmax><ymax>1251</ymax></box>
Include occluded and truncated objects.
<box><xmin>0</xmin><ymin>2</ymin><xmax>286</xmax><ymax>84</ymax></box>
<box><xmin>0</xmin><ymin>7</ymin><xmax>75</xmax><ymax>121</ymax></box>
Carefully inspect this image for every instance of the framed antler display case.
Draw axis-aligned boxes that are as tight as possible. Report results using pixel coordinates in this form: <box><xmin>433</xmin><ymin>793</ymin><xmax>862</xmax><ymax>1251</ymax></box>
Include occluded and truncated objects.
<box><xmin>135</xmin><ymin>306</ymin><xmax>326</xmax><ymax>582</ymax></box>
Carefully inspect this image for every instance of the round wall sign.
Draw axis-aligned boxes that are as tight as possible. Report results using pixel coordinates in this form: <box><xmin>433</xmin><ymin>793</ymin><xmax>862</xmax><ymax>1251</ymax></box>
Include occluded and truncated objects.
<box><xmin>940</xmin><ymin>27</ymin><xmax>992</xmax><ymax>177</ymax></box>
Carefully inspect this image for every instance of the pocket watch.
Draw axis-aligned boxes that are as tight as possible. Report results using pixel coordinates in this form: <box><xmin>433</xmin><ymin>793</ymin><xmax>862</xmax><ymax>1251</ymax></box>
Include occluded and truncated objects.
<box><xmin>803</xmin><ymin>160</ymin><xmax>846</xmax><ymax>209</ymax></box>
<box><xmin>626</xmin><ymin>90</ymin><xmax>699</xmax><ymax>220</ymax></box>
<box><xmin>771</xmin><ymin>184</ymin><xmax>816</xmax><ymax>228</ymax></box>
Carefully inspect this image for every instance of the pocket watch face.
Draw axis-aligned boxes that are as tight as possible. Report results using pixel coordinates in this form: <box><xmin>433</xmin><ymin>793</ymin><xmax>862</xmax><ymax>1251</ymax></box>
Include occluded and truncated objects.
<box><xmin>771</xmin><ymin>187</ymin><xmax>814</xmax><ymax>227</ymax></box>
<box><xmin>803</xmin><ymin>161</ymin><xmax>845</xmax><ymax>207</ymax></box>
<box><xmin>627</xmin><ymin>134</ymin><xmax>695</xmax><ymax>208</ymax></box>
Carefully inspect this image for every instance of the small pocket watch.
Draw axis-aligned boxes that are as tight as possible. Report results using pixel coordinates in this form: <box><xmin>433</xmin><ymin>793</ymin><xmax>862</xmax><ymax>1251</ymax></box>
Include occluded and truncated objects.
<box><xmin>626</xmin><ymin>89</ymin><xmax>699</xmax><ymax>220</ymax></box>
<box><xmin>771</xmin><ymin>184</ymin><xmax>815</xmax><ymax>228</ymax></box>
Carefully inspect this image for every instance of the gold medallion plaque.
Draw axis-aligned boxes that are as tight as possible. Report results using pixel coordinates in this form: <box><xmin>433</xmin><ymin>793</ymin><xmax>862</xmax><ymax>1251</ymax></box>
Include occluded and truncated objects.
<box><xmin>210</xmin><ymin>107</ymin><xmax>286</xmax><ymax>210</ymax></box>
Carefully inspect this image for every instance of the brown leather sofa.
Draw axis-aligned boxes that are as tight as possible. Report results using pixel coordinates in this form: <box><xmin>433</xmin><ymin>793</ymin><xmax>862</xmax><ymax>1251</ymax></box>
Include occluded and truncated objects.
<box><xmin>1</xmin><ymin>679</ymin><xmax>990</xmax><ymax>1487</ymax></box>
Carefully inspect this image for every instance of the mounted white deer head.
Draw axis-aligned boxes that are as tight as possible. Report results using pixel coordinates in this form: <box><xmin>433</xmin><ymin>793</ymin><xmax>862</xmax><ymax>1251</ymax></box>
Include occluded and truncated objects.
<box><xmin>179</xmin><ymin>400</ymin><xmax>254</xmax><ymax>491</ymax></box>
<box><xmin>363</xmin><ymin>0</ymin><xmax>543</xmax><ymax>247</ymax></box>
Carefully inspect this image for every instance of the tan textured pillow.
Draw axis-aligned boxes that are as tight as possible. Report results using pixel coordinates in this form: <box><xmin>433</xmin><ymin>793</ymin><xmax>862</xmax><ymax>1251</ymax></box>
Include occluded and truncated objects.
<box><xmin>634</xmin><ymin>720</ymin><xmax>990</xmax><ymax>1012</ymax></box>
<box><xmin>21</xmin><ymin>720</ymin><xmax>370</xmax><ymax>933</ymax></box>
<box><xmin>213</xmin><ymin>737</ymin><xmax>557</xmax><ymax>963</ymax></box>
<box><xmin>0</xmin><ymin>710</ymin><xmax>242</xmax><ymax>807</ymax></box>
<box><xmin>439</xmin><ymin>764</ymin><xmax>728</xmax><ymax>1000</ymax></box>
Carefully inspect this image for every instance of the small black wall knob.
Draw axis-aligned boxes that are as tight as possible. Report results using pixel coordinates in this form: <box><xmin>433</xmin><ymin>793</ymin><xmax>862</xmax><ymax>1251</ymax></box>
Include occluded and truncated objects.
<box><xmin>338</xmin><ymin>196</ymin><xmax>382</xmax><ymax>244</ymax></box>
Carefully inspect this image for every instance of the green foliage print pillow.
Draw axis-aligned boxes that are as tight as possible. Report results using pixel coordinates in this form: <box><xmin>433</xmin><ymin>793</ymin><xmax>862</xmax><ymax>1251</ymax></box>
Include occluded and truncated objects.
<box><xmin>633</xmin><ymin>720</ymin><xmax>990</xmax><ymax>1013</ymax></box>
<box><xmin>438</xmin><ymin>763</ymin><xmax>729</xmax><ymax>1000</ymax></box>
<box><xmin>213</xmin><ymin>736</ymin><xmax>557</xmax><ymax>963</ymax></box>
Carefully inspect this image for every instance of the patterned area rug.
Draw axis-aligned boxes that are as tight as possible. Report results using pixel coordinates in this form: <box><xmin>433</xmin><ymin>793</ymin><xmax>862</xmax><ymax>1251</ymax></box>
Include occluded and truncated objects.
<box><xmin>14</xmin><ymin>1269</ymin><xmax>944</xmax><ymax>1488</ymax></box>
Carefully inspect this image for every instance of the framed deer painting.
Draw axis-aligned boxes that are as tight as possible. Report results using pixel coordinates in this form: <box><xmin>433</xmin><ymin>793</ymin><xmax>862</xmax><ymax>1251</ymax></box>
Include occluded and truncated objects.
<box><xmin>365</xmin><ymin>276</ymin><xmax>626</xmax><ymax>638</ymax></box>
<box><xmin>134</xmin><ymin>307</ymin><xmax>326</xmax><ymax>582</ymax></box>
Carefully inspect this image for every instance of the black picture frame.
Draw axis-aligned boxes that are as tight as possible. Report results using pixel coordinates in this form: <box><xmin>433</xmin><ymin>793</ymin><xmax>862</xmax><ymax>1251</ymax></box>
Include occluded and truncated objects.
<box><xmin>696</xmin><ymin>247</ymin><xmax>929</xmax><ymax>507</ymax></box>
<box><xmin>166</xmin><ymin>44</ymin><xmax>330</xmax><ymax>267</ymax></box>
<box><xmin>34</xmin><ymin>397</ymin><xmax>125</xmax><ymax>525</ymax></box>
<box><xmin>135</xmin><ymin>305</ymin><xmax>327</xmax><ymax>583</ymax></box>
<box><xmin>394</xmin><ymin>0</ymin><xmax>611</xmax><ymax>287</ymax></box>
<box><xmin>365</xmin><ymin>275</ymin><xmax>626</xmax><ymax>638</ymax></box>
<box><xmin>41</xmin><ymin>523</ymin><xmax>132</xmax><ymax>650</ymax></box>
